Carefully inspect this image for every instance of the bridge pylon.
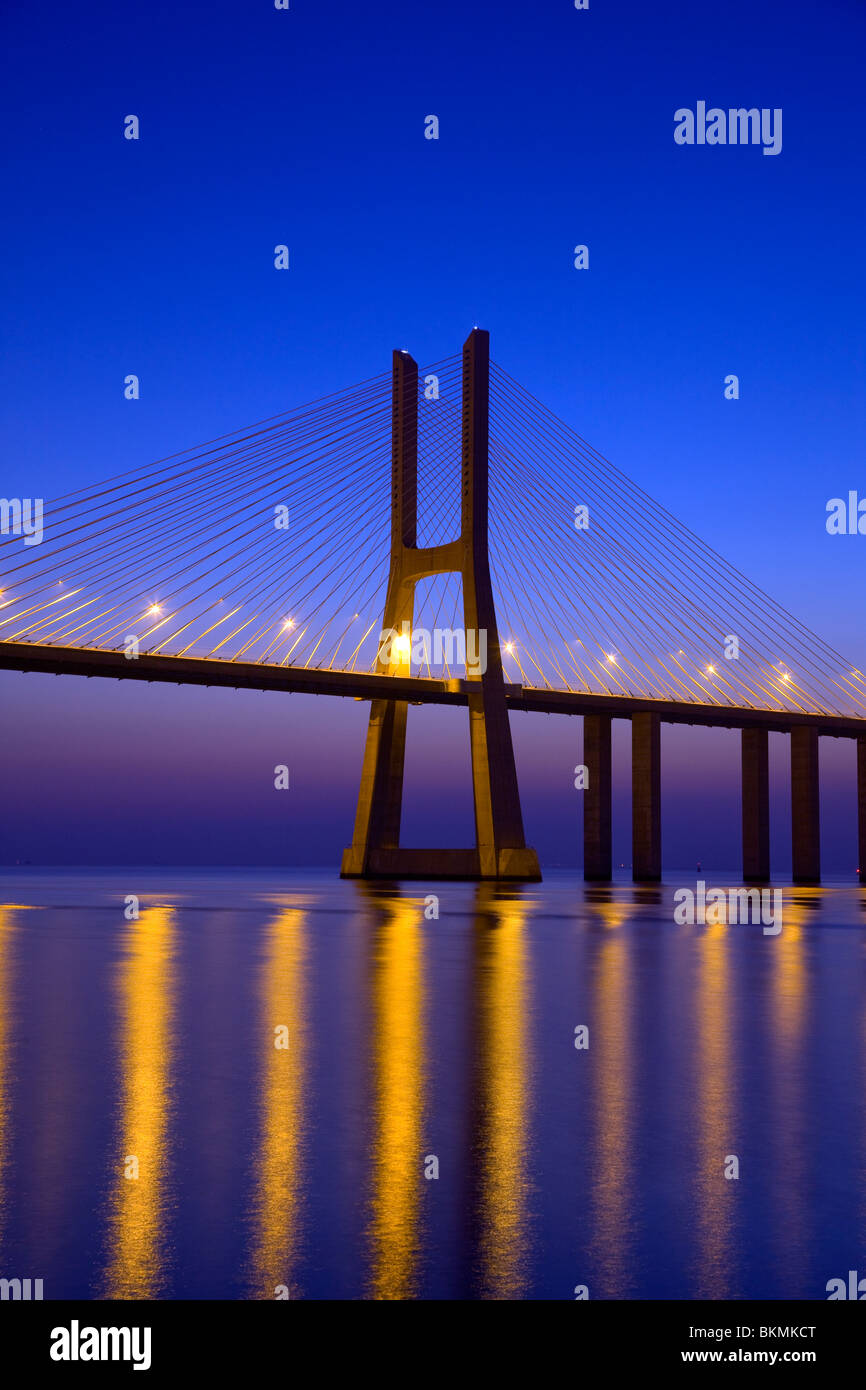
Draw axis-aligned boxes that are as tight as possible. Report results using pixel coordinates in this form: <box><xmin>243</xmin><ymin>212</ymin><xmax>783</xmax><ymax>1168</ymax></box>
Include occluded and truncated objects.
<box><xmin>341</xmin><ymin>329</ymin><xmax>541</xmax><ymax>881</ymax></box>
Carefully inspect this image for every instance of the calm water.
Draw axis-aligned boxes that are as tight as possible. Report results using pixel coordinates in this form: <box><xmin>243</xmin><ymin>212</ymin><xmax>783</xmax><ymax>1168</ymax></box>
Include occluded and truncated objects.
<box><xmin>0</xmin><ymin>868</ymin><xmax>864</xmax><ymax>1301</ymax></box>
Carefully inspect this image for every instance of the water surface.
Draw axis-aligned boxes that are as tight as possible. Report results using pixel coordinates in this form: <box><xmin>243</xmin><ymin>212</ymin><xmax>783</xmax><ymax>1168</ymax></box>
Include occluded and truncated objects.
<box><xmin>0</xmin><ymin>869</ymin><xmax>863</xmax><ymax>1300</ymax></box>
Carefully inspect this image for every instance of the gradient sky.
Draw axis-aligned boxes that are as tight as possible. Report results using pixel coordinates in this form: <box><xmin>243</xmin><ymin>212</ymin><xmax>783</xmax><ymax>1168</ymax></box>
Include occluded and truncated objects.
<box><xmin>1</xmin><ymin>0</ymin><xmax>864</xmax><ymax>869</ymax></box>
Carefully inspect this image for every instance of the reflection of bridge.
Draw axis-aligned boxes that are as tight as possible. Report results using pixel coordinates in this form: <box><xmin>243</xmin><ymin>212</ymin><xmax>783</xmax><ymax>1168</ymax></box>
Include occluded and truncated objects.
<box><xmin>2</xmin><ymin>330</ymin><xmax>865</xmax><ymax>883</ymax></box>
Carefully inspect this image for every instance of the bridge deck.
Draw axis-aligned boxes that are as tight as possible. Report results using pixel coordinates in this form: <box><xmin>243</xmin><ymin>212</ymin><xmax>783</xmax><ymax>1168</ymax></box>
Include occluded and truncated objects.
<box><xmin>1</xmin><ymin>641</ymin><xmax>864</xmax><ymax>738</ymax></box>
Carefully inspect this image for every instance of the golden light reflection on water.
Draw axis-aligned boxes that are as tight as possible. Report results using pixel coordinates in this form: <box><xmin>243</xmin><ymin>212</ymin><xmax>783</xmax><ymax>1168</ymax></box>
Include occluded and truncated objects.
<box><xmin>247</xmin><ymin>907</ymin><xmax>308</xmax><ymax>1299</ymax></box>
<box><xmin>474</xmin><ymin>890</ymin><xmax>532</xmax><ymax>1300</ymax></box>
<box><xmin>589</xmin><ymin>896</ymin><xmax>633</xmax><ymax>1295</ymax></box>
<box><xmin>771</xmin><ymin>901</ymin><xmax>807</xmax><ymax>1048</ymax></box>
<box><xmin>366</xmin><ymin>895</ymin><xmax>426</xmax><ymax>1300</ymax></box>
<box><xmin>769</xmin><ymin>894</ymin><xmax>809</xmax><ymax>1276</ymax></box>
<box><xmin>101</xmin><ymin>905</ymin><xmax>175</xmax><ymax>1299</ymax></box>
<box><xmin>693</xmin><ymin>920</ymin><xmax>735</xmax><ymax>1298</ymax></box>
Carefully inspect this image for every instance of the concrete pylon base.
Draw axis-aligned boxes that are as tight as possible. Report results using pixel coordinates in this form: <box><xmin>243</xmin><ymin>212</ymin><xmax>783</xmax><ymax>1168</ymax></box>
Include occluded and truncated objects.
<box><xmin>341</xmin><ymin>846</ymin><xmax>541</xmax><ymax>881</ymax></box>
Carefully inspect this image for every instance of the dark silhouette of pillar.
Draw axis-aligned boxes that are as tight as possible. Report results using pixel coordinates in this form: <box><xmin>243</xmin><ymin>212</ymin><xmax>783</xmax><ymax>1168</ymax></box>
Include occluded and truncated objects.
<box><xmin>583</xmin><ymin>713</ymin><xmax>612</xmax><ymax>880</ymax></box>
<box><xmin>741</xmin><ymin>727</ymin><xmax>770</xmax><ymax>882</ymax></box>
<box><xmin>461</xmin><ymin>330</ymin><xmax>538</xmax><ymax>879</ymax></box>
<box><xmin>858</xmin><ymin>737</ymin><xmax>866</xmax><ymax>884</ymax></box>
<box><xmin>341</xmin><ymin>349</ymin><xmax>416</xmax><ymax>876</ymax></box>
<box><xmin>342</xmin><ymin>330</ymin><xmax>540</xmax><ymax>881</ymax></box>
<box><xmin>791</xmin><ymin>725</ymin><xmax>820</xmax><ymax>885</ymax></box>
<box><xmin>632</xmin><ymin>711</ymin><xmax>661</xmax><ymax>881</ymax></box>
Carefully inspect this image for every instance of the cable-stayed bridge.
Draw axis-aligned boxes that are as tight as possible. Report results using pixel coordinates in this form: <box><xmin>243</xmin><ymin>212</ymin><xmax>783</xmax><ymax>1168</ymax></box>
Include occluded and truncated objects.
<box><xmin>2</xmin><ymin>330</ymin><xmax>865</xmax><ymax>884</ymax></box>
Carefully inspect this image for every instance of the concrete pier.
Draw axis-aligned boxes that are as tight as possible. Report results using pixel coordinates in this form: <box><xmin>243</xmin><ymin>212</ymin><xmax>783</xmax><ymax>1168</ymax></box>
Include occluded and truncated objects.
<box><xmin>583</xmin><ymin>713</ymin><xmax>612</xmax><ymax>880</ymax></box>
<box><xmin>791</xmin><ymin>725</ymin><xmax>820</xmax><ymax>884</ymax></box>
<box><xmin>742</xmin><ymin>727</ymin><xmax>770</xmax><ymax>881</ymax></box>
<box><xmin>632</xmin><ymin>711</ymin><xmax>661</xmax><ymax>881</ymax></box>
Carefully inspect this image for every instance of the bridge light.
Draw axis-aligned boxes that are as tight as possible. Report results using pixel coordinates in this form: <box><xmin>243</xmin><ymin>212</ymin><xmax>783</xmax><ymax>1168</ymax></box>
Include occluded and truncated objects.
<box><xmin>283</xmin><ymin>619</ymin><xmax>294</xmax><ymax>629</ymax></box>
<box><xmin>781</xmin><ymin>672</ymin><xmax>791</xmax><ymax>681</ymax></box>
<box><xmin>504</xmin><ymin>642</ymin><xmax>515</xmax><ymax>654</ymax></box>
<box><xmin>606</xmin><ymin>653</ymin><xmax>616</xmax><ymax>662</ymax></box>
<box><xmin>706</xmin><ymin>665</ymin><xmax>715</xmax><ymax>674</ymax></box>
<box><xmin>148</xmin><ymin>604</ymin><xmax>162</xmax><ymax>615</ymax></box>
<box><xmin>393</xmin><ymin>634</ymin><xmax>411</xmax><ymax>661</ymax></box>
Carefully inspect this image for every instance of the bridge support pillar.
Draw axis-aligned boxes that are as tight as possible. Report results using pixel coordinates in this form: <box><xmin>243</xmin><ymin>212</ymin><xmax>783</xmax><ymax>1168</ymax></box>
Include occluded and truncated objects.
<box><xmin>791</xmin><ymin>725</ymin><xmax>820</xmax><ymax>885</ymax></box>
<box><xmin>461</xmin><ymin>329</ymin><xmax>539</xmax><ymax>881</ymax></box>
<box><xmin>741</xmin><ymin>727</ymin><xmax>770</xmax><ymax>882</ymax></box>
<box><xmin>858</xmin><ymin>737</ymin><xmax>866</xmax><ymax>884</ymax></box>
<box><xmin>342</xmin><ymin>329</ymin><xmax>540</xmax><ymax>882</ymax></box>
<box><xmin>583</xmin><ymin>714</ymin><xmax>612</xmax><ymax>880</ymax></box>
<box><xmin>632</xmin><ymin>711</ymin><xmax>661</xmax><ymax>881</ymax></box>
<box><xmin>341</xmin><ymin>346</ymin><xmax>416</xmax><ymax>880</ymax></box>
